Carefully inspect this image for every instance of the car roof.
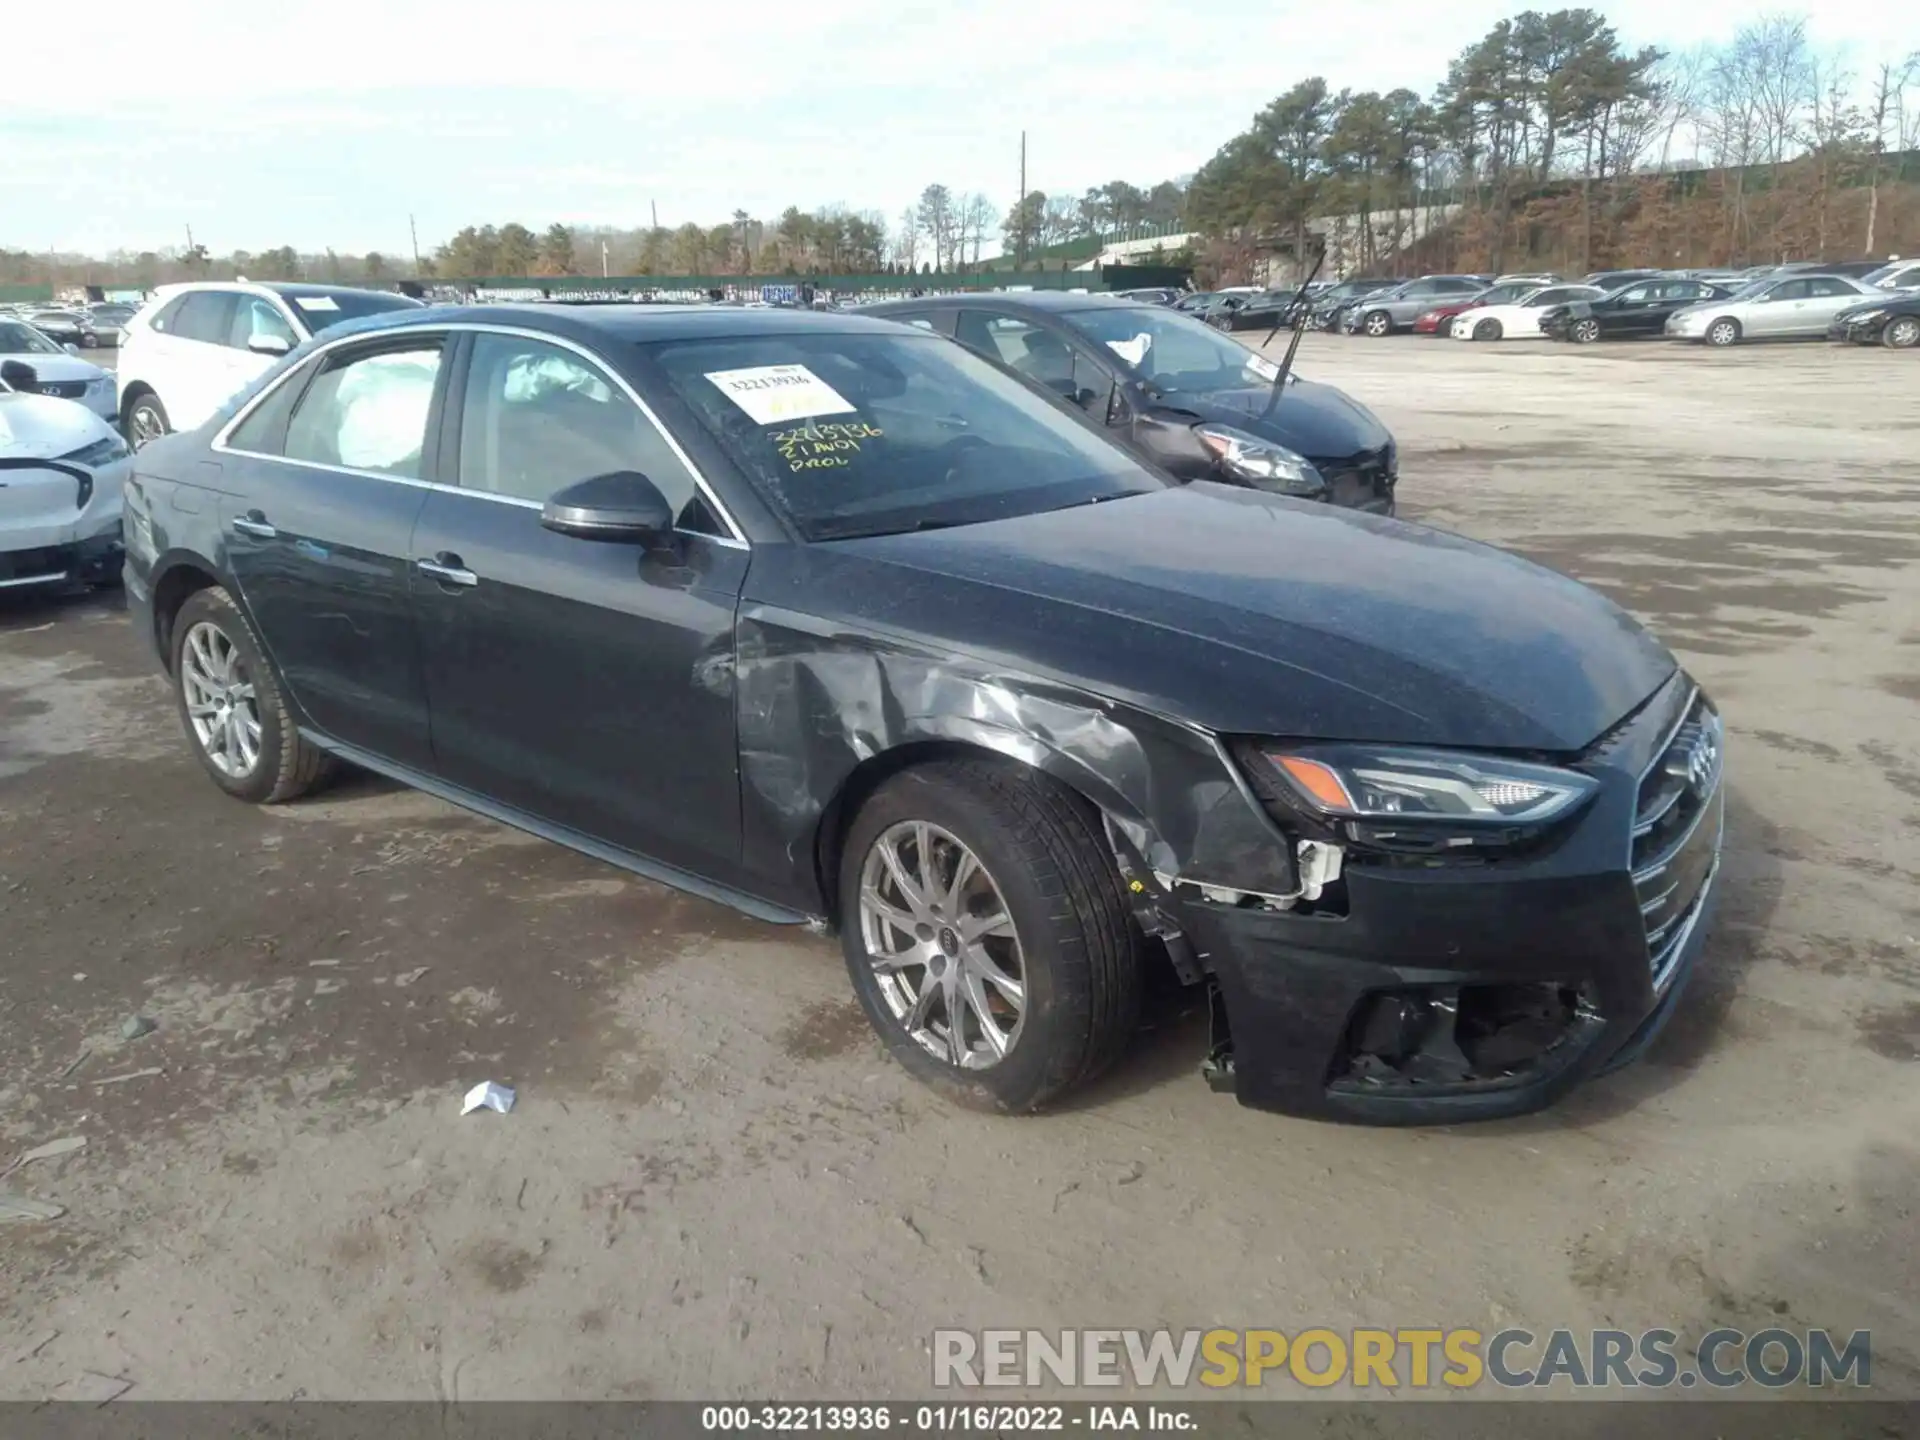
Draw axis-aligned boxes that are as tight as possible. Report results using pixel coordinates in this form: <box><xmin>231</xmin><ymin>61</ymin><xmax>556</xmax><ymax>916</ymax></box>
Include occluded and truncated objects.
<box><xmin>861</xmin><ymin>291</ymin><xmax>1130</xmax><ymax>316</ymax></box>
<box><xmin>148</xmin><ymin>280</ymin><xmax>416</xmax><ymax>303</ymax></box>
<box><xmin>315</xmin><ymin>301</ymin><xmax>919</xmax><ymax>346</ymax></box>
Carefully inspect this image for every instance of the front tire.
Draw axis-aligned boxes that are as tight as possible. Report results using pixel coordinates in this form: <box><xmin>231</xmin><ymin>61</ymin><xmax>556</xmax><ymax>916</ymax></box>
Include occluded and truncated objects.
<box><xmin>1706</xmin><ymin>318</ymin><xmax>1741</xmax><ymax>347</ymax></box>
<box><xmin>1473</xmin><ymin>318</ymin><xmax>1503</xmax><ymax>342</ymax></box>
<box><xmin>1362</xmin><ymin>310</ymin><xmax>1392</xmax><ymax>337</ymax></box>
<box><xmin>124</xmin><ymin>391</ymin><xmax>171</xmax><ymax>449</ymax></box>
<box><xmin>1571</xmin><ymin>318</ymin><xmax>1602</xmax><ymax>344</ymax></box>
<box><xmin>1885</xmin><ymin>316</ymin><xmax>1920</xmax><ymax>349</ymax></box>
<box><xmin>838</xmin><ymin>760</ymin><xmax>1143</xmax><ymax>1113</ymax></box>
<box><xmin>172</xmin><ymin>587</ymin><xmax>333</xmax><ymax>804</ymax></box>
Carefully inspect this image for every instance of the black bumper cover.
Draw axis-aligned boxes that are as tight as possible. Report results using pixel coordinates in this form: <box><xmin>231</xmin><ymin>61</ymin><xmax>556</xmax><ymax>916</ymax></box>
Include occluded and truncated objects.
<box><xmin>1178</xmin><ymin>678</ymin><xmax>1722</xmax><ymax>1123</ymax></box>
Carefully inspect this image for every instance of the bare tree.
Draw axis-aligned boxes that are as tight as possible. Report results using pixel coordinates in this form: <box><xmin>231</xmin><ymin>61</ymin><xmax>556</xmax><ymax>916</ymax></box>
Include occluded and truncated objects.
<box><xmin>1867</xmin><ymin>55</ymin><xmax>1920</xmax><ymax>253</ymax></box>
<box><xmin>892</xmin><ymin>205</ymin><xmax>920</xmax><ymax>271</ymax></box>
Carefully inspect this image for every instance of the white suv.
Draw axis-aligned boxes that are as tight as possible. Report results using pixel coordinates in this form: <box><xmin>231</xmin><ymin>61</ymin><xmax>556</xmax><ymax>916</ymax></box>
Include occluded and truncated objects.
<box><xmin>117</xmin><ymin>282</ymin><xmax>423</xmax><ymax>447</ymax></box>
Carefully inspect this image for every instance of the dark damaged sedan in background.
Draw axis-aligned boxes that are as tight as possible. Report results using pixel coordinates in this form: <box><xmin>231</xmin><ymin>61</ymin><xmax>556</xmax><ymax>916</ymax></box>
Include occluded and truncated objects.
<box><xmin>1827</xmin><ymin>292</ymin><xmax>1920</xmax><ymax>349</ymax></box>
<box><xmin>123</xmin><ymin>304</ymin><xmax>1724</xmax><ymax>1124</ymax></box>
<box><xmin>866</xmin><ymin>292</ymin><xmax>1399</xmax><ymax>513</ymax></box>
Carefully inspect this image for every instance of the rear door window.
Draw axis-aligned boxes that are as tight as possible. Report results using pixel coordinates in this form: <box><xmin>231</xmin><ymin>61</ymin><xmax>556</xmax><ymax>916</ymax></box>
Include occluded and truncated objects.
<box><xmin>282</xmin><ymin>343</ymin><xmax>443</xmax><ymax>477</ymax></box>
<box><xmin>171</xmin><ymin>293</ymin><xmax>240</xmax><ymax>346</ymax></box>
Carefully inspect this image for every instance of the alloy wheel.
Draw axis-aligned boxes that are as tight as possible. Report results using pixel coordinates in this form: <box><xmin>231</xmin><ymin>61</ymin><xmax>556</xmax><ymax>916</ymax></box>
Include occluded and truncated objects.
<box><xmin>1887</xmin><ymin>317</ymin><xmax>1920</xmax><ymax>349</ymax></box>
<box><xmin>1573</xmin><ymin>319</ymin><xmax>1601</xmax><ymax>343</ymax></box>
<box><xmin>180</xmin><ymin>620</ymin><xmax>262</xmax><ymax>777</ymax></box>
<box><xmin>1364</xmin><ymin>312</ymin><xmax>1390</xmax><ymax>337</ymax></box>
<box><xmin>1707</xmin><ymin>319</ymin><xmax>1738</xmax><ymax>347</ymax></box>
<box><xmin>129</xmin><ymin>403</ymin><xmax>167</xmax><ymax>448</ymax></box>
<box><xmin>857</xmin><ymin>820</ymin><xmax>1026</xmax><ymax>1070</ymax></box>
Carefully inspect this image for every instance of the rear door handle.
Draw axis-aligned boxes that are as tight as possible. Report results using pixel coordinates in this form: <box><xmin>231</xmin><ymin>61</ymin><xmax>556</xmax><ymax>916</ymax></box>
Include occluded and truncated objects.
<box><xmin>417</xmin><ymin>553</ymin><xmax>478</xmax><ymax>588</ymax></box>
<box><xmin>231</xmin><ymin>510</ymin><xmax>277</xmax><ymax>539</ymax></box>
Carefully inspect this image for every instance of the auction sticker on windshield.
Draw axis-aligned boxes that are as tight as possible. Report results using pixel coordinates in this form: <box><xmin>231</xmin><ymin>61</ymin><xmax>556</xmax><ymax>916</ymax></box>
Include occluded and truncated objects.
<box><xmin>1246</xmin><ymin>354</ymin><xmax>1280</xmax><ymax>382</ymax></box>
<box><xmin>292</xmin><ymin>295</ymin><xmax>340</xmax><ymax>312</ymax></box>
<box><xmin>705</xmin><ymin>364</ymin><xmax>857</xmax><ymax>425</ymax></box>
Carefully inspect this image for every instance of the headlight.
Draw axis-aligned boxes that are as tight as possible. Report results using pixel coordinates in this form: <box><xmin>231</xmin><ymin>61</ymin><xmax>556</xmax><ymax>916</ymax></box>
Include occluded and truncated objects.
<box><xmin>1845</xmin><ymin>309</ymin><xmax>1885</xmax><ymax>324</ymax></box>
<box><xmin>60</xmin><ymin>434</ymin><xmax>130</xmax><ymax>468</ymax></box>
<box><xmin>1255</xmin><ymin>743</ymin><xmax>1599</xmax><ymax>827</ymax></box>
<box><xmin>1194</xmin><ymin>424</ymin><xmax>1326</xmax><ymax>497</ymax></box>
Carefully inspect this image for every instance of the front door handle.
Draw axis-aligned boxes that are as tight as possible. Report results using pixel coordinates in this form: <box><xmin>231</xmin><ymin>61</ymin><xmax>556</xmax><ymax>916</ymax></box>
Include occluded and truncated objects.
<box><xmin>417</xmin><ymin>553</ymin><xmax>478</xmax><ymax>588</ymax></box>
<box><xmin>231</xmin><ymin>510</ymin><xmax>277</xmax><ymax>540</ymax></box>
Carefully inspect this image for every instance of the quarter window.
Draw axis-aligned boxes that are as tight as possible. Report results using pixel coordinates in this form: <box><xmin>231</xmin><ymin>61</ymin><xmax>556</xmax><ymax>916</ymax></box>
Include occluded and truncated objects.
<box><xmin>457</xmin><ymin>334</ymin><xmax>707</xmax><ymax>523</ymax></box>
<box><xmin>283</xmin><ymin>344</ymin><xmax>442</xmax><ymax>478</ymax></box>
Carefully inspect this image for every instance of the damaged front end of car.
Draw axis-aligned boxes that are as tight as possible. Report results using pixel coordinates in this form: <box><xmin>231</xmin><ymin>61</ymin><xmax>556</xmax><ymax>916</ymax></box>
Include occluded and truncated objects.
<box><xmin>729</xmin><ymin>579</ymin><xmax>1723</xmax><ymax>1124</ymax></box>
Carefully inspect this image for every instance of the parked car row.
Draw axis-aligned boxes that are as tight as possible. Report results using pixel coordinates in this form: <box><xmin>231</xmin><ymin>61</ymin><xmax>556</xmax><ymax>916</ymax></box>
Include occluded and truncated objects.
<box><xmin>0</xmin><ymin>301</ymin><xmax>141</xmax><ymax>348</ymax></box>
<box><xmin>1291</xmin><ymin>258</ymin><xmax>1919</xmax><ymax>350</ymax></box>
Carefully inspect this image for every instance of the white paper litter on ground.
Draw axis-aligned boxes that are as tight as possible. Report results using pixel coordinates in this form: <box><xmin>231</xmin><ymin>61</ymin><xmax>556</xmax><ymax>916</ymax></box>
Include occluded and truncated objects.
<box><xmin>461</xmin><ymin>1081</ymin><xmax>516</xmax><ymax>1116</ymax></box>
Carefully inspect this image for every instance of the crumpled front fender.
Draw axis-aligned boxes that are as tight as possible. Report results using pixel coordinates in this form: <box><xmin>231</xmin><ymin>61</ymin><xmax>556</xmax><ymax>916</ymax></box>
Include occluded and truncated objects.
<box><xmin>734</xmin><ymin>608</ymin><xmax>1298</xmax><ymax>918</ymax></box>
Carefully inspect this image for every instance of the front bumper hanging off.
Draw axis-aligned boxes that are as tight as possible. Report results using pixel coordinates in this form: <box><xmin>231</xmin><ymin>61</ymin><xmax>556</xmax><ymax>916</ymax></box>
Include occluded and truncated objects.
<box><xmin>1178</xmin><ymin>675</ymin><xmax>1724</xmax><ymax>1124</ymax></box>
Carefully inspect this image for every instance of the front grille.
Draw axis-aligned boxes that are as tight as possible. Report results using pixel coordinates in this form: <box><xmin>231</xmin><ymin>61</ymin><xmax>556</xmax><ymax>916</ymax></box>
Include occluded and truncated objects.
<box><xmin>1632</xmin><ymin>689</ymin><xmax>1724</xmax><ymax>991</ymax></box>
<box><xmin>37</xmin><ymin>380</ymin><xmax>89</xmax><ymax>399</ymax></box>
<box><xmin>1319</xmin><ymin>446</ymin><xmax>1395</xmax><ymax>505</ymax></box>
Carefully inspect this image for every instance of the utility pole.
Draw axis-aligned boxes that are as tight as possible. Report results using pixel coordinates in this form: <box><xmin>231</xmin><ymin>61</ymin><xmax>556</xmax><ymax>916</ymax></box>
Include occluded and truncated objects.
<box><xmin>651</xmin><ymin>200</ymin><xmax>660</xmax><ymax>231</ymax></box>
<box><xmin>602</xmin><ymin>239</ymin><xmax>610</xmax><ymax>278</ymax></box>
<box><xmin>1017</xmin><ymin>131</ymin><xmax>1027</xmax><ymax>270</ymax></box>
<box><xmin>409</xmin><ymin>214</ymin><xmax>422</xmax><ymax>275</ymax></box>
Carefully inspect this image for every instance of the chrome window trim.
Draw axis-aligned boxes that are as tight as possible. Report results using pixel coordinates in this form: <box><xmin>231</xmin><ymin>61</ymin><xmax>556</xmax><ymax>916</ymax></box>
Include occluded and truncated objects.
<box><xmin>210</xmin><ymin>321</ymin><xmax>750</xmax><ymax>549</ymax></box>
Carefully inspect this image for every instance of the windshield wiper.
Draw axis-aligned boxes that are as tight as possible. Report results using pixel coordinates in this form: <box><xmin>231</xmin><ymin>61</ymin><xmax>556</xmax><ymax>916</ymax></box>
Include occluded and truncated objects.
<box><xmin>1258</xmin><ymin>245</ymin><xmax>1326</xmax><ymax>423</ymax></box>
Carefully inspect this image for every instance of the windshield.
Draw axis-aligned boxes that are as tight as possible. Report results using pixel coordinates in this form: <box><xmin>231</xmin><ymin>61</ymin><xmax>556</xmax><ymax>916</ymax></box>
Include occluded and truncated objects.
<box><xmin>0</xmin><ymin>321</ymin><xmax>63</xmax><ymax>354</ymax></box>
<box><xmin>1058</xmin><ymin>304</ymin><xmax>1283</xmax><ymax>396</ymax></box>
<box><xmin>648</xmin><ymin>331</ymin><xmax>1164</xmax><ymax>542</ymax></box>
<box><xmin>280</xmin><ymin>291</ymin><xmax>423</xmax><ymax>334</ymax></box>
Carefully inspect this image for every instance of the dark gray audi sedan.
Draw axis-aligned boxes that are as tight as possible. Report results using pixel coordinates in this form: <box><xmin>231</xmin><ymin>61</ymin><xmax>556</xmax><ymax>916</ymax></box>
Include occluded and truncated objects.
<box><xmin>123</xmin><ymin>303</ymin><xmax>1723</xmax><ymax>1124</ymax></box>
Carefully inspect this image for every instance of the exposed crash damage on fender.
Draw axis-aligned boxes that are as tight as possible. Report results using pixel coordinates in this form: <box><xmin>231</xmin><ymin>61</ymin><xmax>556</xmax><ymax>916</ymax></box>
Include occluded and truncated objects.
<box><xmin>124</xmin><ymin>301</ymin><xmax>1723</xmax><ymax>1125</ymax></box>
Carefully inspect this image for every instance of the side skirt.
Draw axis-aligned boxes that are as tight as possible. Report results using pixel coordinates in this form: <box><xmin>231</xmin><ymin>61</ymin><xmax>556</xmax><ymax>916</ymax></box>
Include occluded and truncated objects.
<box><xmin>300</xmin><ymin>730</ymin><xmax>820</xmax><ymax>928</ymax></box>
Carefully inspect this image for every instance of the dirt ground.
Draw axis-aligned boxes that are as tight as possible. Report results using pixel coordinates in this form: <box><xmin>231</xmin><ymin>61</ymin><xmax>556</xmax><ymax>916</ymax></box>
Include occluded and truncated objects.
<box><xmin>2</xmin><ymin>335</ymin><xmax>1917</xmax><ymax>1402</ymax></box>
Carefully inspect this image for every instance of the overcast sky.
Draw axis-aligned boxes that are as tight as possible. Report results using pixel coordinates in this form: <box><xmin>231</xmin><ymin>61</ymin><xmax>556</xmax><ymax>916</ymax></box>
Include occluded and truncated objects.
<box><xmin>7</xmin><ymin>0</ymin><xmax>1910</xmax><ymax>258</ymax></box>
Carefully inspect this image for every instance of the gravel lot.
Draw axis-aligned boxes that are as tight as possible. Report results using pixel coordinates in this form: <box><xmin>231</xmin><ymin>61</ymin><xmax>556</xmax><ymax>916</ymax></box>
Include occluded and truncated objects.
<box><xmin>2</xmin><ymin>334</ymin><xmax>1916</xmax><ymax>1402</ymax></box>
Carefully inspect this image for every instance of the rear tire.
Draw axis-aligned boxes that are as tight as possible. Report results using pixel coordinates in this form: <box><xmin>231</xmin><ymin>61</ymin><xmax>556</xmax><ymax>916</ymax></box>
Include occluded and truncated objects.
<box><xmin>1885</xmin><ymin>316</ymin><xmax>1920</xmax><ymax>349</ymax></box>
<box><xmin>171</xmin><ymin>587</ymin><xmax>334</xmax><ymax>805</ymax></box>
<box><xmin>124</xmin><ymin>391</ymin><xmax>171</xmax><ymax>449</ymax></box>
<box><xmin>1473</xmin><ymin>318</ymin><xmax>1503</xmax><ymax>341</ymax></box>
<box><xmin>838</xmin><ymin>759</ymin><xmax>1143</xmax><ymax>1113</ymax></box>
<box><xmin>1706</xmin><ymin>318</ymin><xmax>1741</xmax><ymax>347</ymax></box>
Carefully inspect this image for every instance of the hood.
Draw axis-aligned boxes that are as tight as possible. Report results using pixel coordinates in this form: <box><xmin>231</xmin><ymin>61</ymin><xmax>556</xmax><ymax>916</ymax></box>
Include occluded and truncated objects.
<box><xmin>1152</xmin><ymin>375</ymin><xmax>1391</xmax><ymax>462</ymax></box>
<box><xmin>798</xmin><ymin>483</ymin><xmax>1676</xmax><ymax>753</ymax></box>
<box><xmin>0</xmin><ymin>352</ymin><xmax>110</xmax><ymax>384</ymax></box>
<box><xmin>0</xmin><ymin>392</ymin><xmax>116</xmax><ymax>458</ymax></box>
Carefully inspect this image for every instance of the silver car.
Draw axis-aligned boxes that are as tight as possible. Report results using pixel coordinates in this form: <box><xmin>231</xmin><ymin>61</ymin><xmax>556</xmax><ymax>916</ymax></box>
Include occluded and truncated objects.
<box><xmin>1340</xmin><ymin>275</ymin><xmax>1489</xmax><ymax>336</ymax></box>
<box><xmin>1665</xmin><ymin>274</ymin><xmax>1883</xmax><ymax>346</ymax></box>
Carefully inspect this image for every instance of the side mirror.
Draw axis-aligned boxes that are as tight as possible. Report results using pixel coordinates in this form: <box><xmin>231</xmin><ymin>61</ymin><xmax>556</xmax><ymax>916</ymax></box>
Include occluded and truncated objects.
<box><xmin>541</xmin><ymin>470</ymin><xmax>675</xmax><ymax>544</ymax></box>
<box><xmin>0</xmin><ymin>359</ymin><xmax>37</xmax><ymax>390</ymax></box>
<box><xmin>64</xmin><ymin>342</ymin><xmax>82</xmax><ymax>356</ymax></box>
<box><xmin>248</xmin><ymin>334</ymin><xmax>292</xmax><ymax>357</ymax></box>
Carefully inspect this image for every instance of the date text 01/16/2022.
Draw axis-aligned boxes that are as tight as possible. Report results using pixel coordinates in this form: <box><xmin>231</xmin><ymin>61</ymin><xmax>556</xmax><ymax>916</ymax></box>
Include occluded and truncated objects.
<box><xmin>700</xmin><ymin>1404</ymin><xmax>1197</xmax><ymax>1431</ymax></box>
